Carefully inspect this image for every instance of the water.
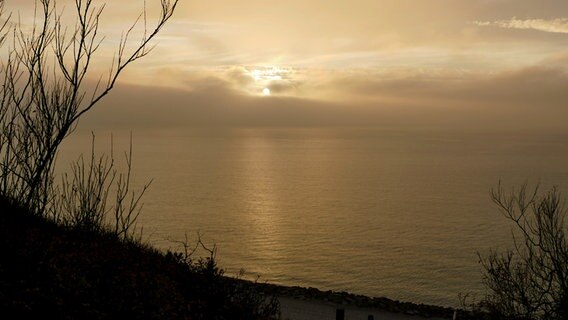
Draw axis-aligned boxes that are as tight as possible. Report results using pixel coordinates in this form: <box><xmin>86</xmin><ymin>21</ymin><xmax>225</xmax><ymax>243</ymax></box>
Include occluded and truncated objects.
<box><xmin>58</xmin><ymin>127</ymin><xmax>568</xmax><ymax>307</ymax></box>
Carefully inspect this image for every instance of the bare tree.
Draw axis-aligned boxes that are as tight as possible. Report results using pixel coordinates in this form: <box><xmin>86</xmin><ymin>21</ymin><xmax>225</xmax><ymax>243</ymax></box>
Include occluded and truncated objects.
<box><xmin>478</xmin><ymin>183</ymin><xmax>568</xmax><ymax>320</ymax></box>
<box><xmin>48</xmin><ymin>133</ymin><xmax>151</xmax><ymax>239</ymax></box>
<box><xmin>0</xmin><ymin>0</ymin><xmax>178</xmax><ymax>214</ymax></box>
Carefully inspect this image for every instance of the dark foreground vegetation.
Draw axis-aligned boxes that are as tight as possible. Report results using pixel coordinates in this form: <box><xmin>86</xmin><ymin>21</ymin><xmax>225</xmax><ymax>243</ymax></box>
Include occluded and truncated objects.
<box><xmin>0</xmin><ymin>197</ymin><xmax>280</xmax><ymax>319</ymax></box>
<box><xmin>470</xmin><ymin>184</ymin><xmax>568</xmax><ymax>320</ymax></box>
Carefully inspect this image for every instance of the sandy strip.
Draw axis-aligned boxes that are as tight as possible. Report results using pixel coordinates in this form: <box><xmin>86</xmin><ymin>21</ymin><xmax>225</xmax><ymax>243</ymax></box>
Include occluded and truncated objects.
<box><xmin>279</xmin><ymin>297</ymin><xmax>451</xmax><ymax>320</ymax></box>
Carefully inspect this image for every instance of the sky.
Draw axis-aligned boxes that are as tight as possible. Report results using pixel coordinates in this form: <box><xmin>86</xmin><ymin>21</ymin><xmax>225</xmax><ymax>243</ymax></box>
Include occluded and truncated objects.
<box><xmin>4</xmin><ymin>0</ymin><xmax>568</xmax><ymax>132</ymax></box>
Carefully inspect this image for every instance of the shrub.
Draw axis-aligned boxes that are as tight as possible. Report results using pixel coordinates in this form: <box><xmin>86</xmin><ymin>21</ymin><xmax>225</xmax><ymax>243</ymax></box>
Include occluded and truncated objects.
<box><xmin>478</xmin><ymin>183</ymin><xmax>568</xmax><ymax>320</ymax></box>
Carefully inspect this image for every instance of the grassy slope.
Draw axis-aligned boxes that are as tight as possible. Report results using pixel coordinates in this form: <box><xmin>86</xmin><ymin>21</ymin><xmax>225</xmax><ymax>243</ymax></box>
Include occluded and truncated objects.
<box><xmin>0</xmin><ymin>198</ymin><xmax>279</xmax><ymax>320</ymax></box>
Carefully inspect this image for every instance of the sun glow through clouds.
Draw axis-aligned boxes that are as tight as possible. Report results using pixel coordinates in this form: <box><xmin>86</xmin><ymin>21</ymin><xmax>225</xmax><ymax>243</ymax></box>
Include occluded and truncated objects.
<box><xmin>244</xmin><ymin>66</ymin><xmax>293</xmax><ymax>96</ymax></box>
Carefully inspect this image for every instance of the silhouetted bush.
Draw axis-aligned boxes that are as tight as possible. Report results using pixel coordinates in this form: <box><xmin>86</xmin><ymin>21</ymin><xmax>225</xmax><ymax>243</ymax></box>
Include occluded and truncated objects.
<box><xmin>0</xmin><ymin>197</ymin><xmax>280</xmax><ymax>319</ymax></box>
<box><xmin>0</xmin><ymin>0</ymin><xmax>174</xmax><ymax>225</ymax></box>
<box><xmin>477</xmin><ymin>184</ymin><xmax>568</xmax><ymax>320</ymax></box>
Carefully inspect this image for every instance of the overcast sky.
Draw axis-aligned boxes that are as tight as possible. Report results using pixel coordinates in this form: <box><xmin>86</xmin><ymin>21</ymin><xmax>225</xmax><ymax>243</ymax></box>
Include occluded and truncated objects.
<box><xmin>5</xmin><ymin>0</ymin><xmax>568</xmax><ymax>131</ymax></box>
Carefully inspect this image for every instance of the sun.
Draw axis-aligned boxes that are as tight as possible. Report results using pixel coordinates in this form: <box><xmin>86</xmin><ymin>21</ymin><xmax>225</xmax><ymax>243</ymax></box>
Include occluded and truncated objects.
<box><xmin>243</xmin><ymin>67</ymin><xmax>292</xmax><ymax>96</ymax></box>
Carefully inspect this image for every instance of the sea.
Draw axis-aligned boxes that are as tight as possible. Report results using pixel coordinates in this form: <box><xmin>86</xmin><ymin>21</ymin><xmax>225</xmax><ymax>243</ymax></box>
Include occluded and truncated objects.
<box><xmin>58</xmin><ymin>127</ymin><xmax>568</xmax><ymax>307</ymax></box>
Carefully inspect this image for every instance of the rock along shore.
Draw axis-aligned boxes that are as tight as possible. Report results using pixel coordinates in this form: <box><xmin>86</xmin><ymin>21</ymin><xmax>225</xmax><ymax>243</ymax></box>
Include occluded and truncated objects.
<box><xmin>233</xmin><ymin>279</ymin><xmax>485</xmax><ymax>319</ymax></box>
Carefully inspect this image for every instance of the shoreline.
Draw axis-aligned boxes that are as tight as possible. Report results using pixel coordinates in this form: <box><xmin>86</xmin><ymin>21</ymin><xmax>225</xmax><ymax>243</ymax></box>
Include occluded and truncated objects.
<box><xmin>233</xmin><ymin>279</ymin><xmax>480</xmax><ymax>319</ymax></box>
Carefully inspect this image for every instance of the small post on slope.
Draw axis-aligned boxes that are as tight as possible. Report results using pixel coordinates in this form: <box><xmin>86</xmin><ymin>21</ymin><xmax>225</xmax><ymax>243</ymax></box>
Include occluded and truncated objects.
<box><xmin>336</xmin><ymin>308</ymin><xmax>345</xmax><ymax>320</ymax></box>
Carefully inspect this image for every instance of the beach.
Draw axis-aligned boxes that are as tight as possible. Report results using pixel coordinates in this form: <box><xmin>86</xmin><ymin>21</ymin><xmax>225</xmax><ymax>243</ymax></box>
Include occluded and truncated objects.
<box><xmin>279</xmin><ymin>297</ymin><xmax>450</xmax><ymax>320</ymax></box>
<box><xmin>243</xmin><ymin>281</ymin><xmax>472</xmax><ymax>320</ymax></box>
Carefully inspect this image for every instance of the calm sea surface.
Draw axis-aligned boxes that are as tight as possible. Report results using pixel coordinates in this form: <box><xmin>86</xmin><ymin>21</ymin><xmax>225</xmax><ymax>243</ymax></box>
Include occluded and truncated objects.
<box><xmin>59</xmin><ymin>127</ymin><xmax>568</xmax><ymax>307</ymax></box>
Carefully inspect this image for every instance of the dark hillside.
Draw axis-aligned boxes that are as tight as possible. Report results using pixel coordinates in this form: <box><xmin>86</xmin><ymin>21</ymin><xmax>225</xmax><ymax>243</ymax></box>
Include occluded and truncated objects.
<box><xmin>0</xmin><ymin>197</ymin><xmax>279</xmax><ymax>320</ymax></box>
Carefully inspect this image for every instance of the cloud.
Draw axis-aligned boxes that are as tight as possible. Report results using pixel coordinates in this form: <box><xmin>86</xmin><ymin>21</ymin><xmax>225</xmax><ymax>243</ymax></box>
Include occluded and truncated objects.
<box><xmin>474</xmin><ymin>18</ymin><xmax>568</xmax><ymax>34</ymax></box>
<box><xmin>315</xmin><ymin>64</ymin><xmax>568</xmax><ymax>129</ymax></box>
<box><xmin>76</xmin><ymin>58</ymin><xmax>568</xmax><ymax>136</ymax></box>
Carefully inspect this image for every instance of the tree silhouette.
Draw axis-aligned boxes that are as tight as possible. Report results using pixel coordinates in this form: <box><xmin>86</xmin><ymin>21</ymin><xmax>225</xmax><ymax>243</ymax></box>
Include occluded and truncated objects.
<box><xmin>478</xmin><ymin>183</ymin><xmax>568</xmax><ymax>319</ymax></box>
<box><xmin>0</xmin><ymin>0</ymin><xmax>177</xmax><ymax>217</ymax></box>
